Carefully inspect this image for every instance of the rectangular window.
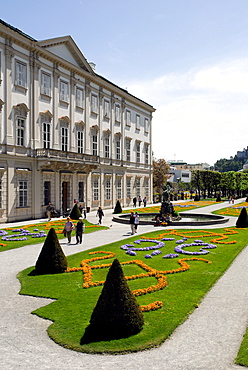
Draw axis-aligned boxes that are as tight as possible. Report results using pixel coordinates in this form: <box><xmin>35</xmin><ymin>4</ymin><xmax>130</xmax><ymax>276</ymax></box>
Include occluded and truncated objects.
<box><xmin>77</xmin><ymin>131</ymin><xmax>83</xmax><ymax>154</ymax></box>
<box><xmin>18</xmin><ymin>180</ymin><xmax>28</xmax><ymax>207</ymax></box>
<box><xmin>116</xmin><ymin>139</ymin><xmax>121</xmax><ymax>160</ymax></box>
<box><xmin>136</xmin><ymin>115</ymin><xmax>140</xmax><ymax>130</ymax></box>
<box><xmin>106</xmin><ymin>179</ymin><xmax>111</xmax><ymax>200</ymax></box>
<box><xmin>104</xmin><ymin>137</ymin><xmax>110</xmax><ymax>158</ymax></box>
<box><xmin>145</xmin><ymin>144</ymin><xmax>149</xmax><ymax>164</ymax></box>
<box><xmin>92</xmin><ymin>135</ymin><xmax>97</xmax><ymax>156</ymax></box>
<box><xmin>43</xmin><ymin>122</ymin><xmax>50</xmax><ymax>149</ymax></box>
<box><xmin>17</xmin><ymin>118</ymin><xmax>25</xmax><ymax>146</ymax></box>
<box><xmin>144</xmin><ymin>118</ymin><xmax>149</xmax><ymax>133</ymax></box>
<box><xmin>61</xmin><ymin>127</ymin><xmax>68</xmax><ymax>151</ymax></box>
<box><xmin>41</xmin><ymin>72</ymin><xmax>51</xmax><ymax>96</ymax></box>
<box><xmin>44</xmin><ymin>181</ymin><xmax>51</xmax><ymax>205</ymax></box>
<box><xmin>126</xmin><ymin>178</ymin><xmax>131</xmax><ymax>199</ymax></box>
<box><xmin>78</xmin><ymin>182</ymin><xmax>84</xmax><ymax>202</ymax></box>
<box><xmin>93</xmin><ymin>179</ymin><xmax>99</xmax><ymax>201</ymax></box>
<box><xmin>16</xmin><ymin>61</ymin><xmax>27</xmax><ymax>88</ymax></box>
<box><xmin>126</xmin><ymin>110</ymin><xmax>131</xmax><ymax>126</ymax></box>
<box><xmin>117</xmin><ymin>179</ymin><xmax>122</xmax><ymax>199</ymax></box>
<box><xmin>136</xmin><ymin>142</ymin><xmax>140</xmax><ymax>163</ymax></box>
<box><xmin>91</xmin><ymin>94</ymin><xmax>98</xmax><ymax>114</ymax></box>
<box><xmin>136</xmin><ymin>178</ymin><xmax>140</xmax><ymax>197</ymax></box>
<box><xmin>182</xmin><ymin>172</ymin><xmax>190</xmax><ymax>178</ymax></box>
<box><xmin>103</xmin><ymin>100</ymin><xmax>110</xmax><ymax>118</ymax></box>
<box><xmin>126</xmin><ymin>139</ymin><xmax>131</xmax><ymax>162</ymax></box>
<box><xmin>115</xmin><ymin>104</ymin><xmax>120</xmax><ymax>122</ymax></box>
<box><xmin>76</xmin><ymin>88</ymin><xmax>84</xmax><ymax>108</ymax></box>
<box><xmin>145</xmin><ymin>179</ymin><xmax>149</xmax><ymax>197</ymax></box>
<box><xmin>60</xmin><ymin>81</ymin><xmax>69</xmax><ymax>102</ymax></box>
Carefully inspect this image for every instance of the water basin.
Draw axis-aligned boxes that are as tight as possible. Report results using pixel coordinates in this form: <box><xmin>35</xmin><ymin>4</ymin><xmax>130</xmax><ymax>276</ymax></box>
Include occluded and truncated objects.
<box><xmin>112</xmin><ymin>212</ymin><xmax>229</xmax><ymax>226</ymax></box>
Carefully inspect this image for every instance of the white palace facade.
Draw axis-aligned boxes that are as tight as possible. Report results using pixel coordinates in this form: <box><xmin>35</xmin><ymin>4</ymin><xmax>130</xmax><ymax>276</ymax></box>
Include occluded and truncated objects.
<box><xmin>0</xmin><ymin>20</ymin><xmax>155</xmax><ymax>222</ymax></box>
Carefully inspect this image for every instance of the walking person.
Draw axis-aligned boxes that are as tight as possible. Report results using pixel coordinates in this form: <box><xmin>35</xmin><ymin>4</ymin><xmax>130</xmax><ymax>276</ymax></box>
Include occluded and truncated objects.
<box><xmin>130</xmin><ymin>211</ymin><xmax>135</xmax><ymax>235</ymax></box>
<box><xmin>143</xmin><ymin>197</ymin><xmax>147</xmax><ymax>207</ymax></box>
<box><xmin>76</xmin><ymin>217</ymin><xmax>85</xmax><ymax>244</ymax></box>
<box><xmin>138</xmin><ymin>196</ymin><xmax>142</xmax><ymax>207</ymax></box>
<box><xmin>134</xmin><ymin>211</ymin><xmax>140</xmax><ymax>233</ymax></box>
<box><xmin>46</xmin><ymin>202</ymin><xmax>53</xmax><ymax>221</ymax></box>
<box><xmin>63</xmin><ymin>217</ymin><xmax>74</xmax><ymax>243</ymax></box>
<box><xmin>96</xmin><ymin>206</ymin><xmax>104</xmax><ymax>224</ymax></box>
<box><xmin>133</xmin><ymin>197</ymin><xmax>137</xmax><ymax>207</ymax></box>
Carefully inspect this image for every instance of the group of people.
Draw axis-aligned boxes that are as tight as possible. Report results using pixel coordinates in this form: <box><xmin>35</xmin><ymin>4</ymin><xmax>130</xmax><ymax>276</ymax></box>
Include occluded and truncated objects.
<box><xmin>63</xmin><ymin>216</ymin><xmax>85</xmax><ymax>244</ymax></box>
<box><xmin>154</xmin><ymin>213</ymin><xmax>172</xmax><ymax>226</ymax></box>
<box><xmin>63</xmin><ymin>206</ymin><xmax>104</xmax><ymax>244</ymax></box>
<box><xmin>133</xmin><ymin>196</ymin><xmax>147</xmax><ymax>208</ymax></box>
<box><xmin>129</xmin><ymin>211</ymin><xmax>140</xmax><ymax>235</ymax></box>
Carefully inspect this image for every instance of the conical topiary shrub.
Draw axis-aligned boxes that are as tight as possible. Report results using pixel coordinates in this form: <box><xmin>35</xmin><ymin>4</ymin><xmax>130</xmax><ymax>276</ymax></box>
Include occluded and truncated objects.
<box><xmin>236</xmin><ymin>207</ymin><xmax>248</xmax><ymax>228</ymax></box>
<box><xmin>216</xmin><ymin>194</ymin><xmax>221</xmax><ymax>202</ymax></box>
<box><xmin>35</xmin><ymin>228</ymin><xmax>67</xmax><ymax>274</ymax></box>
<box><xmin>70</xmin><ymin>203</ymin><xmax>82</xmax><ymax>220</ymax></box>
<box><xmin>81</xmin><ymin>258</ymin><xmax>144</xmax><ymax>344</ymax></box>
<box><xmin>113</xmin><ymin>200</ymin><xmax>122</xmax><ymax>214</ymax></box>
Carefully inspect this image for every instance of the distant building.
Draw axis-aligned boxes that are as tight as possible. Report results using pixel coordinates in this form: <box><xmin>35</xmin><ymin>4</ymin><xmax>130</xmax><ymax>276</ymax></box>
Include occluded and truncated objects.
<box><xmin>167</xmin><ymin>160</ymin><xmax>210</xmax><ymax>171</ymax></box>
<box><xmin>0</xmin><ymin>19</ymin><xmax>155</xmax><ymax>222</ymax></box>
<box><xmin>237</xmin><ymin>147</ymin><xmax>248</xmax><ymax>159</ymax></box>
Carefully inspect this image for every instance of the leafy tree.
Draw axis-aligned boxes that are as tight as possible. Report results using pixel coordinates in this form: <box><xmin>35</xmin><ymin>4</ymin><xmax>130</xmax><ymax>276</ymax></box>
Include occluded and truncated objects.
<box><xmin>191</xmin><ymin>170</ymin><xmax>202</xmax><ymax>199</ymax></box>
<box><xmin>153</xmin><ymin>158</ymin><xmax>171</xmax><ymax>199</ymax></box>
<box><xmin>81</xmin><ymin>258</ymin><xmax>144</xmax><ymax>343</ymax></box>
<box><xmin>35</xmin><ymin>228</ymin><xmax>68</xmax><ymax>275</ymax></box>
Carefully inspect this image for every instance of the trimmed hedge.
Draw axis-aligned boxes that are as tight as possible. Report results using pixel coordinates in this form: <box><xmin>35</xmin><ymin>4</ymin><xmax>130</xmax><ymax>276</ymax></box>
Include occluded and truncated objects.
<box><xmin>35</xmin><ymin>228</ymin><xmax>68</xmax><ymax>275</ymax></box>
<box><xmin>81</xmin><ymin>258</ymin><xmax>144</xmax><ymax>343</ymax></box>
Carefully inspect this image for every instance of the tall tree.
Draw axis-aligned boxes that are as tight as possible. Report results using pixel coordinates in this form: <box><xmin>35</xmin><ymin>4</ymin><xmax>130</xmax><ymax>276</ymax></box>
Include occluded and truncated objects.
<box><xmin>153</xmin><ymin>158</ymin><xmax>171</xmax><ymax>198</ymax></box>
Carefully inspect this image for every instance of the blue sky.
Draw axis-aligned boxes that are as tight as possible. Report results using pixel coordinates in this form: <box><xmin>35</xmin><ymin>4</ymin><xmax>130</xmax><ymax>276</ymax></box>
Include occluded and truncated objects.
<box><xmin>2</xmin><ymin>0</ymin><xmax>248</xmax><ymax>166</ymax></box>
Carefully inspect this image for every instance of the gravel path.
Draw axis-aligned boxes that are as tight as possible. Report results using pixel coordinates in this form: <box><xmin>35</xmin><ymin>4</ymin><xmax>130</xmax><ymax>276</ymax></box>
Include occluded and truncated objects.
<box><xmin>0</xmin><ymin>200</ymin><xmax>247</xmax><ymax>369</ymax></box>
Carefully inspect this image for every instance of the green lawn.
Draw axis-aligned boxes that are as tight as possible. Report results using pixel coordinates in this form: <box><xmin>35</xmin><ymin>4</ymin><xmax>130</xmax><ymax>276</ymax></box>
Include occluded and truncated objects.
<box><xmin>18</xmin><ymin>226</ymin><xmax>248</xmax><ymax>355</ymax></box>
<box><xmin>0</xmin><ymin>219</ymin><xmax>108</xmax><ymax>252</ymax></box>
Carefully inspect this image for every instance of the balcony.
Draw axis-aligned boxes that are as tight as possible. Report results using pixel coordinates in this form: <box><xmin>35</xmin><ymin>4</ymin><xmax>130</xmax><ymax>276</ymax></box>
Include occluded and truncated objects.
<box><xmin>35</xmin><ymin>148</ymin><xmax>100</xmax><ymax>172</ymax></box>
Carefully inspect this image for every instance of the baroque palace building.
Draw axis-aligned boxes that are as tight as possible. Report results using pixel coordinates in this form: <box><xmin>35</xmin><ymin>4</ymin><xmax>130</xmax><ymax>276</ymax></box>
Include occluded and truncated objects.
<box><xmin>0</xmin><ymin>20</ymin><xmax>155</xmax><ymax>222</ymax></box>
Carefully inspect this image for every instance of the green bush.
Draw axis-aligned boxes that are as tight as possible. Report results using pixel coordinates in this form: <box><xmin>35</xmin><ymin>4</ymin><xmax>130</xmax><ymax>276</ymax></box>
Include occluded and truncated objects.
<box><xmin>70</xmin><ymin>203</ymin><xmax>82</xmax><ymax>220</ymax></box>
<box><xmin>81</xmin><ymin>258</ymin><xmax>144</xmax><ymax>343</ymax></box>
<box><xmin>35</xmin><ymin>228</ymin><xmax>68</xmax><ymax>275</ymax></box>
<box><xmin>236</xmin><ymin>207</ymin><xmax>248</xmax><ymax>228</ymax></box>
<box><xmin>113</xmin><ymin>200</ymin><xmax>122</xmax><ymax>214</ymax></box>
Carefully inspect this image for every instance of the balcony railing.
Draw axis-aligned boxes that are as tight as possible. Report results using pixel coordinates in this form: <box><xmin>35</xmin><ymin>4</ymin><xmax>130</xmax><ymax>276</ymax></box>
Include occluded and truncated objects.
<box><xmin>35</xmin><ymin>149</ymin><xmax>100</xmax><ymax>164</ymax></box>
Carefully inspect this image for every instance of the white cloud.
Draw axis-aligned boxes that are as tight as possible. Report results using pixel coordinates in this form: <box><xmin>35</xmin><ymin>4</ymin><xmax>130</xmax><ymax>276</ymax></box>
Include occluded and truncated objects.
<box><xmin>124</xmin><ymin>59</ymin><xmax>248</xmax><ymax>166</ymax></box>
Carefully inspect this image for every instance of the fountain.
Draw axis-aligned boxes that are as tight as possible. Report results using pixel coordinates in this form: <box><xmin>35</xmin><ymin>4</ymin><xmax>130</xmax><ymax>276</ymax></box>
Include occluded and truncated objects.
<box><xmin>112</xmin><ymin>184</ymin><xmax>229</xmax><ymax>226</ymax></box>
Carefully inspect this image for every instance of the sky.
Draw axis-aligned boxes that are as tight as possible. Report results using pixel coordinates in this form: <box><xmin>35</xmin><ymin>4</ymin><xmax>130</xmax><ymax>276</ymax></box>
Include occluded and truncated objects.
<box><xmin>2</xmin><ymin>0</ymin><xmax>248</xmax><ymax>166</ymax></box>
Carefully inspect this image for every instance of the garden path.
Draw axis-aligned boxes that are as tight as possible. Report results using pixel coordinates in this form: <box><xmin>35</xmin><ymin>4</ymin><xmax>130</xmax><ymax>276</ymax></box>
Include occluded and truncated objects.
<box><xmin>0</xmin><ymin>199</ymin><xmax>247</xmax><ymax>370</ymax></box>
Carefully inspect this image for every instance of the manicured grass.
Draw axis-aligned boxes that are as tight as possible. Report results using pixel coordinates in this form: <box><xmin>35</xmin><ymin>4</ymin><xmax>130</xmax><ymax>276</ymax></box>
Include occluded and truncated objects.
<box><xmin>236</xmin><ymin>329</ymin><xmax>248</xmax><ymax>366</ymax></box>
<box><xmin>18</xmin><ymin>226</ymin><xmax>248</xmax><ymax>354</ymax></box>
<box><xmin>0</xmin><ymin>219</ymin><xmax>108</xmax><ymax>252</ymax></box>
<box><xmin>213</xmin><ymin>202</ymin><xmax>248</xmax><ymax>217</ymax></box>
<box><xmin>123</xmin><ymin>201</ymin><xmax>219</xmax><ymax>215</ymax></box>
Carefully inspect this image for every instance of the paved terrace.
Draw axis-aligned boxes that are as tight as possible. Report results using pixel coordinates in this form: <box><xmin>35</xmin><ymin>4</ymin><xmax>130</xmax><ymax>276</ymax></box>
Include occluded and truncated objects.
<box><xmin>0</xmin><ymin>199</ymin><xmax>247</xmax><ymax>369</ymax></box>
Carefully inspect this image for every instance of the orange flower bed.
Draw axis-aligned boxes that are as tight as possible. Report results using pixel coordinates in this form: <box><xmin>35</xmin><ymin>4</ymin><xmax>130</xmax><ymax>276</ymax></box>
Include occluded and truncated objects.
<box><xmin>67</xmin><ymin>251</ymin><xmax>211</xmax><ymax>312</ymax></box>
<box><xmin>142</xmin><ymin>228</ymin><xmax>238</xmax><ymax>245</ymax></box>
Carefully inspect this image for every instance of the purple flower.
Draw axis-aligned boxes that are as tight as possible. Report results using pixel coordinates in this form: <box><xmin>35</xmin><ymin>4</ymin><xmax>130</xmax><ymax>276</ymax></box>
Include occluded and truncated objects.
<box><xmin>174</xmin><ymin>242</ymin><xmax>217</xmax><ymax>255</ymax></box>
<box><xmin>163</xmin><ymin>253</ymin><xmax>179</xmax><ymax>258</ymax></box>
<box><xmin>144</xmin><ymin>254</ymin><xmax>152</xmax><ymax>258</ymax></box>
<box><xmin>120</xmin><ymin>239</ymin><xmax>164</xmax><ymax>252</ymax></box>
<box><xmin>151</xmin><ymin>250</ymin><xmax>162</xmax><ymax>256</ymax></box>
